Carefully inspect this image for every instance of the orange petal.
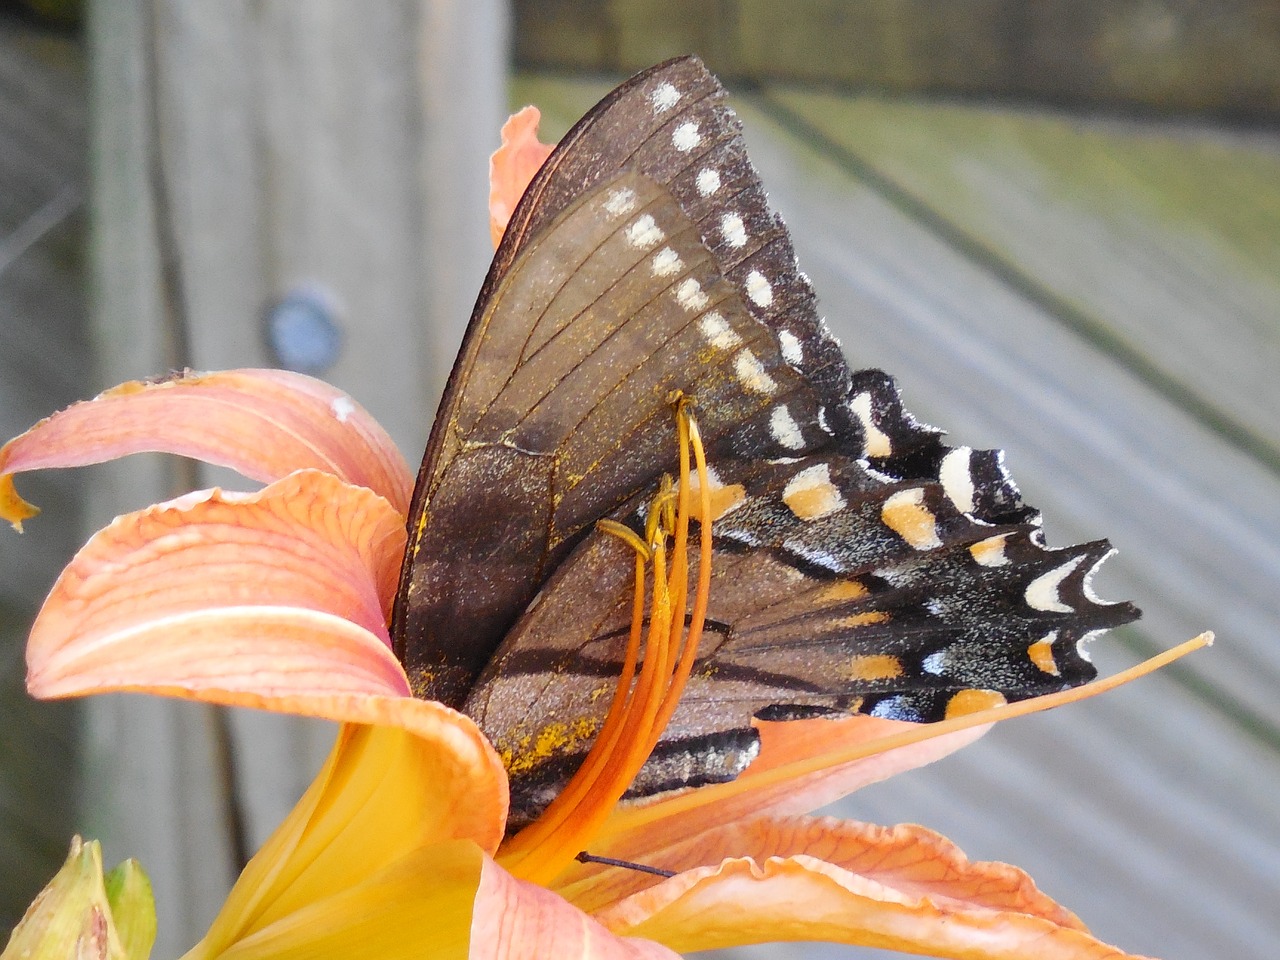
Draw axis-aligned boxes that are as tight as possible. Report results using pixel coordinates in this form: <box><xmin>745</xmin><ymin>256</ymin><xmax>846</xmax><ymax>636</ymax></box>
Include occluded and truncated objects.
<box><xmin>563</xmin><ymin>815</ymin><xmax>1082</xmax><ymax>928</ymax></box>
<box><xmin>489</xmin><ymin>106</ymin><xmax>555</xmax><ymax>248</ymax></box>
<box><xmin>594</xmin><ymin>834</ymin><xmax>1154</xmax><ymax>959</ymax></box>
<box><xmin>0</xmin><ymin>369</ymin><xmax>413</xmax><ymax>527</ymax></box>
<box><xmin>598</xmin><ymin>715</ymin><xmax>986</xmax><ymax>850</ymax></box>
<box><xmin>26</xmin><ymin>470</ymin><xmax>410</xmax><ymax>702</ymax></box>
<box><xmin>470</xmin><ymin>854</ymin><xmax>677</xmax><ymax>960</ymax></box>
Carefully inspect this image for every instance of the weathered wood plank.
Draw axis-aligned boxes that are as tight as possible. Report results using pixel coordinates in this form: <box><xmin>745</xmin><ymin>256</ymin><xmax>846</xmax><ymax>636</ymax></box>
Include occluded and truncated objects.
<box><xmin>88</xmin><ymin>3</ymin><xmax>507</xmax><ymax>953</ymax></box>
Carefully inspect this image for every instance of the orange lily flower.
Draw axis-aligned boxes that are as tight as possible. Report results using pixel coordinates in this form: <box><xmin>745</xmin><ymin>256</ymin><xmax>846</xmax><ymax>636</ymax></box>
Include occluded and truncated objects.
<box><xmin>0</xmin><ymin>107</ymin><xmax>1204</xmax><ymax>960</ymax></box>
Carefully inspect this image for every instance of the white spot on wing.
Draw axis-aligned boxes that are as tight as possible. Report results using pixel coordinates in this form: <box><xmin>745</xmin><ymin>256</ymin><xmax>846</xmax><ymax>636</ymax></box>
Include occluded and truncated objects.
<box><xmin>721</xmin><ymin>212</ymin><xmax>748</xmax><ymax>248</ymax></box>
<box><xmin>922</xmin><ymin>651</ymin><xmax>947</xmax><ymax>675</ymax></box>
<box><xmin>770</xmin><ymin>404</ymin><xmax>805</xmax><ymax>450</ymax></box>
<box><xmin>604</xmin><ymin>188</ymin><xmax>637</xmax><ymax>217</ymax></box>
<box><xmin>699</xmin><ymin>310</ymin><xmax>741</xmax><ymax>350</ymax></box>
<box><xmin>625</xmin><ymin>214</ymin><xmax>664</xmax><ymax>249</ymax></box>
<box><xmin>745</xmin><ymin>269</ymin><xmax>773</xmax><ymax>308</ymax></box>
<box><xmin>1082</xmin><ymin>548</ymin><xmax>1118</xmax><ymax>604</ymax></box>
<box><xmin>849</xmin><ymin>392</ymin><xmax>892</xmax><ymax>457</ymax></box>
<box><xmin>778</xmin><ymin>329</ymin><xmax>803</xmax><ymax>365</ymax></box>
<box><xmin>1075</xmin><ymin>629</ymin><xmax>1105</xmax><ymax>663</ymax></box>
<box><xmin>675</xmin><ymin>278</ymin><xmax>709</xmax><ymax>312</ymax></box>
<box><xmin>651</xmin><ymin>82</ymin><xmax>680</xmax><ymax>113</ymax></box>
<box><xmin>672</xmin><ymin>121</ymin><xmax>701</xmax><ymax>152</ymax></box>
<box><xmin>734</xmin><ymin>349</ymin><xmax>778</xmax><ymax>396</ymax></box>
<box><xmin>651</xmin><ymin>247</ymin><xmax>683</xmax><ymax>277</ymax></box>
<box><xmin>939</xmin><ymin>447</ymin><xmax>976</xmax><ymax>514</ymax></box>
<box><xmin>331</xmin><ymin>396</ymin><xmax>356</xmax><ymax>423</ymax></box>
<box><xmin>1024</xmin><ymin>556</ymin><xmax>1085</xmax><ymax>613</ymax></box>
<box><xmin>696</xmin><ymin>168</ymin><xmax>721</xmax><ymax>196</ymax></box>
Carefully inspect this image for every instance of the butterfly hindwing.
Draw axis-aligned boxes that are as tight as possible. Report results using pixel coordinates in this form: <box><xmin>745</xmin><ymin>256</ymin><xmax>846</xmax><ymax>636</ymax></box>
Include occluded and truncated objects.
<box><xmin>466</xmin><ymin>453</ymin><xmax>1138</xmax><ymax>829</ymax></box>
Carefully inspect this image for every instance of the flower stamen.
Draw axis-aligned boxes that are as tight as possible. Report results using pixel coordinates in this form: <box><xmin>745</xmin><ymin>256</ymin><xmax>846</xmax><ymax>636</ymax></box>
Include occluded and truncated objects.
<box><xmin>499</xmin><ymin>399</ymin><xmax>714</xmax><ymax>884</ymax></box>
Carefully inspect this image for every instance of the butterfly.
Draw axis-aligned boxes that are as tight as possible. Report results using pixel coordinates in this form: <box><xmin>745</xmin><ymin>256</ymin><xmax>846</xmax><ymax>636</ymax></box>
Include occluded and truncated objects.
<box><xmin>389</xmin><ymin>56</ymin><xmax>1140</xmax><ymax>830</ymax></box>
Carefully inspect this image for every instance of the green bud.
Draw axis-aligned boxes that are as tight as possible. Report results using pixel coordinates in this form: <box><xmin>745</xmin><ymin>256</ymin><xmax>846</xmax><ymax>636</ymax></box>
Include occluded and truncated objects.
<box><xmin>103</xmin><ymin>860</ymin><xmax>156</xmax><ymax>960</ymax></box>
<box><xmin>1</xmin><ymin>837</ymin><xmax>153</xmax><ymax>960</ymax></box>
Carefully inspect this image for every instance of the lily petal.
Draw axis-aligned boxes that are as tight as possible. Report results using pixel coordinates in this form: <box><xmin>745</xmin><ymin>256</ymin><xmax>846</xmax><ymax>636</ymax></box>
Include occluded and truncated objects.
<box><xmin>470</xmin><ymin>855</ymin><xmax>677</xmax><ymax>960</ymax></box>
<box><xmin>489</xmin><ymin>106</ymin><xmax>554</xmax><ymax>248</ymax></box>
<box><xmin>27</xmin><ymin>470</ymin><xmax>409</xmax><ymax>701</ymax></box>
<box><xmin>595</xmin><ymin>715</ymin><xmax>987</xmax><ymax>852</ymax></box>
<box><xmin>594</xmin><ymin>819</ymin><xmax>1152</xmax><ymax>959</ymax></box>
<box><xmin>190</xmin><ymin>727</ymin><xmax>511</xmax><ymax>959</ymax></box>
<box><xmin>0</xmin><ymin>369</ymin><xmax>413</xmax><ymax>527</ymax></box>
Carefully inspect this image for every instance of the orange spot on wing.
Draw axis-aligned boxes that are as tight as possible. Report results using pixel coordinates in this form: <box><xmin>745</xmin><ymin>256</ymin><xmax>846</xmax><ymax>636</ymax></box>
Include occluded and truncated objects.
<box><xmin>1027</xmin><ymin>638</ymin><xmax>1060</xmax><ymax>676</ymax></box>
<box><xmin>821</xmin><ymin>580</ymin><xmax>869</xmax><ymax>602</ymax></box>
<box><xmin>837</xmin><ymin>611</ymin><xmax>890</xmax><ymax>628</ymax></box>
<box><xmin>847</xmin><ymin>653</ymin><xmax>902</xmax><ymax>681</ymax></box>
<box><xmin>945</xmin><ymin>689</ymin><xmax>1008</xmax><ymax>718</ymax></box>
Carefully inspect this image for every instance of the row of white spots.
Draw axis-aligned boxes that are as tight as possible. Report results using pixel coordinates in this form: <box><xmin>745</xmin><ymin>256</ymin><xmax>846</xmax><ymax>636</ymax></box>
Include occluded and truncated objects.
<box><xmin>770</xmin><ymin>404</ymin><xmax>805</xmax><ymax>450</ymax></box>
<box><xmin>673</xmin><ymin>120</ymin><xmax>701</xmax><ymax>152</ymax></box>
<box><xmin>745</xmin><ymin>269</ymin><xmax>773</xmax><ymax>308</ymax></box>
<box><xmin>734</xmin><ymin>348</ymin><xmax>777</xmax><ymax>396</ymax></box>
<box><xmin>1023</xmin><ymin>555</ymin><xmax>1085</xmax><ymax>613</ymax></box>
<box><xmin>651</xmin><ymin>247</ymin><xmax>683</xmax><ymax>277</ymax></box>
<box><xmin>625</xmin><ymin>214</ymin><xmax>664</xmax><ymax>250</ymax></box>
<box><xmin>720</xmin><ymin>212</ymin><xmax>747</xmax><ymax>248</ymax></box>
<box><xmin>778</xmin><ymin>329</ymin><xmax>803</xmax><ymax>366</ymax></box>
<box><xmin>938</xmin><ymin>447</ymin><xmax>976</xmax><ymax>515</ymax></box>
<box><xmin>696</xmin><ymin>168</ymin><xmax>721</xmax><ymax>197</ymax></box>
<box><xmin>849</xmin><ymin>392</ymin><xmax>892</xmax><ymax>457</ymax></box>
<box><xmin>604</xmin><ymin>187</ymin><xmax>637</xmax><ymax>218</ymax></box>
<box><xmin>699</xmin><ymin>311</ymin><xmax>741</xmax><ymax>350</ymax></box>
<box><xmin>651</xmin><ymin>81</ymin><xmax>681</xmax><ymax>113</ymax></box>
<box><xmin>675</xmin><ymin>277</ymin><xmax>709</xmax><ymax>312</ymax></box>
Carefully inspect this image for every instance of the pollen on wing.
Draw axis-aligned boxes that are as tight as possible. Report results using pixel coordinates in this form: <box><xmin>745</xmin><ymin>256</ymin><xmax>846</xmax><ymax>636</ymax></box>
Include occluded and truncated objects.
<box><xmin>500</xmin><ymin>716</ymin><xmax>601</xmax><ymax>776</ymax></box>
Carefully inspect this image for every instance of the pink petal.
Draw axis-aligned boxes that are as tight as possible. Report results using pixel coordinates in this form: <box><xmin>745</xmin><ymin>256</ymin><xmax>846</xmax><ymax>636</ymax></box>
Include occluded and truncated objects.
<box><xmin>26</xmin><ymin>470</ymin><xmax>410</xmax><ymax>702</ymax></box>
<box><xmin>471</xmin><ymin>855</ymin><xmax>677</xmax><ymax>960</ymax></box>
<box><xmin>595</xmin><ymin>844</ymin><xmax>1154</xmax><ymax>959</ymax></box>
<box><xmin>489</xmin><ymin>106</ymin><xmax>555</xmax><ymax>248</ymax></box>
<box><xmin>0</xmin><ymin>369</ymin><xmax>413</xmax><ymax>527</ymax></box>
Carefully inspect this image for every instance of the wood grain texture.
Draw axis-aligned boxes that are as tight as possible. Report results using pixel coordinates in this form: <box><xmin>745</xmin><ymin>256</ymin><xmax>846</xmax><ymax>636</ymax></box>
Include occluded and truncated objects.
<box><xmin>88</xmin><ymin>3</ymin><xmax>507</xmax><ymax>953</ymax></box>
<box><xmin>513</xmin><ymin>71</ymin><xmax>1279</xmax><ymax>960</ymax></box>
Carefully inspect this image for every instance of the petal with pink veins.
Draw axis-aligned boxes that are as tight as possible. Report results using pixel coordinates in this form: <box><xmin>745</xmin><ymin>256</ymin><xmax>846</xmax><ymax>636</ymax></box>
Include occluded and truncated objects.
<box><xmin>27</xmin><ymin>470</ymin><xmax>409</xmax><ymax>702</ymax></box>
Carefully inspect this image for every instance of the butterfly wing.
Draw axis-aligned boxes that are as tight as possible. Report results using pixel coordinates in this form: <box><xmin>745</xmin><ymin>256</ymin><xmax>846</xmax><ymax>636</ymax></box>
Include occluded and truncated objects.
<box><xmin>465</xmin><ymin>454</ymin><xmax>1138</xmax><ymax>829</ymax></box>
<box><xmin>393</xmin><ymin>58</ymin><xmax>863</xmax><ymax>705</ymax></box>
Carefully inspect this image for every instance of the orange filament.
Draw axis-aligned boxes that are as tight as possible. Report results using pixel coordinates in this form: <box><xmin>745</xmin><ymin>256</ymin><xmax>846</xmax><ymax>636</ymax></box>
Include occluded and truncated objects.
<box><xmin>499</xmin><ymin>400</ymin><xmax>715</xmax><ymax>885</ymax></box>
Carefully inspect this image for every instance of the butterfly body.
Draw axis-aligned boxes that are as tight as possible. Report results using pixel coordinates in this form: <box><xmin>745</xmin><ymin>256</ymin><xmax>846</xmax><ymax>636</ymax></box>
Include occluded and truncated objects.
<box><xmin>390</xmin><ymin>57</ymin><xmax>1139</xmax><ymax>828</ymax></box>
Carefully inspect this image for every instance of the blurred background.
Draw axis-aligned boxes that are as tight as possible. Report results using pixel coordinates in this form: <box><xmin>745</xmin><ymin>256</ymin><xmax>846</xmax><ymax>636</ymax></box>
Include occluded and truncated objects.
<box><xmin>1</xmin><ymin>2</ymin><xmax>1277</xmax><ymax>958</ymax></box>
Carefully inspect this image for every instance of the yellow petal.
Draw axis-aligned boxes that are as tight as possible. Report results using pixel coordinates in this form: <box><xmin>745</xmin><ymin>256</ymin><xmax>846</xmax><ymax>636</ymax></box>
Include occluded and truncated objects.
<box><xmin>0</xmin><ymin>368</ymin><xmax>413</xmax><ymax>527</ymax></box>
<box><xmin>488</xmin><ymin>106</ymin><xmax>554</xmax><ymax>248</ymax></box>
<box><xmin>190</xmin><ymin>724</ymin><xmax>509</xmax><ymax>959</ymax></box>
<box><xmin>595</xmin><ymin>842</ymin><xmax>1154</xmax><ymax>959</ymax></box>
<box><xmin>26</xmin><ymin>471</ymin><xmax>408</xmax><ymax>702</ymax></box>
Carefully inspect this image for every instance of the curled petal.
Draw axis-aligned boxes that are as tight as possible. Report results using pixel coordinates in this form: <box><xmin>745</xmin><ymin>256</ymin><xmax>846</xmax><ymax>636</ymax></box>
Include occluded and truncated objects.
<box><xmin>27</xmin><ymin>470</ymin><xmax>409</xmax><ymax>702</ymax></box>
<box><xmin>489</xmin><ymin>106</ymin><xmax>554</xmax><ymax>248</ymax></box>
<box><xmin>595</xmin><ymin>837</ymin><xmax>1153</xmax><ymax>959</ymax></box>
<box><xmin>566</xmin><ymin>816</ymin><xmax>1081</xmax><ymax>928</ymax></box>
<box><xmin>1</xmin><ymin>369</ymin><xmax>413</xmax><ymax>527</ymax></box>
